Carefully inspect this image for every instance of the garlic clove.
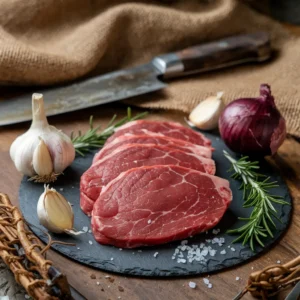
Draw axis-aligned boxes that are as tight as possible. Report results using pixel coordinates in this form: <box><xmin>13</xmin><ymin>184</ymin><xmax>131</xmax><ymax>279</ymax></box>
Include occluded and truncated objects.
<box><xmin>189</xmin><ymin>92</ymin><xmax>225</xmax><ymax>130</ymax></box>
<box><xmin>37</xmin><ymin>185</ymin><xmax>74</xmax><ymax>234</ymax></box>
<box><xmin>43</xmin><ymin>129</ymin><xmax>75</xmax><ymax>174</ymax></box>
<box><xmin>32</xmin><ymin>138</ymin><xmax>53</xmax><ymax>177</ymax></box>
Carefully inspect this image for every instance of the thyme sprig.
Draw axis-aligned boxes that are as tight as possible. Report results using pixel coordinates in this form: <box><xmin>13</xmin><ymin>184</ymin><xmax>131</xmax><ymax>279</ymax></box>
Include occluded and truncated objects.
<box><xmin>223</xmin><ymin>150</ymin><xmax>289</xmax><ymax>251</ymax></box>
<box><xmin>71</xmin><ymin>107</ymin><xmax>148</xmax><ymax>156</ymax></box>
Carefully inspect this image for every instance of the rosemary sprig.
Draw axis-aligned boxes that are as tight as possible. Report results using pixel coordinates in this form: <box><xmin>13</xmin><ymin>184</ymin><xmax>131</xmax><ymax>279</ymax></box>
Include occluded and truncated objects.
<box><xmin>71</xmin><ymin>107</ymin><xmax>148</xmax><ymax>156</ymax></box>
<box><xmin>223</xmin><ymin>150</ymin><xmax>289</xmax><ymax>251</ymax></box>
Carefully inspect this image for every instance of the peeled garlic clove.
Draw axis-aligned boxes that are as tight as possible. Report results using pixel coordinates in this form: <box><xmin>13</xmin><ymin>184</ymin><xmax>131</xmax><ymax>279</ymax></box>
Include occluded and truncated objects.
<box><xmin>37</xmin><ymin>185</ymin><xmax>74</xmax><ymax>234</ymax></box>
<box><xmin>189</xmin><ymin>92</ymin><xmax>225</xmax><ymax>130</ymax></box>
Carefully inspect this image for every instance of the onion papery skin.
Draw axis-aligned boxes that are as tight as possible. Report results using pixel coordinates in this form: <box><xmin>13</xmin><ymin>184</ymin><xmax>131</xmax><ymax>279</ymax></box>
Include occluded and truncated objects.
<box><xmin>219</xmin><ymin>84</ymin><xmax>286</xmax><ymax>156</ymax></box>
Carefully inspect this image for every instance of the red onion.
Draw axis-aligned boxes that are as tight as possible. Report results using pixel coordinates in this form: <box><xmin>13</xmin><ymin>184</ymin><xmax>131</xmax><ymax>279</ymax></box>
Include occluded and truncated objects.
<box><xmin>219</xmin><ymin>84</ymin><xmax>286</xmax><ymax>156</ymax></box>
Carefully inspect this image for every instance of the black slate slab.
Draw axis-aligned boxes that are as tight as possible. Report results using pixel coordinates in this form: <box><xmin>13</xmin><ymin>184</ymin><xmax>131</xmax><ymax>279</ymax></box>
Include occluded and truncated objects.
<box><xmin>19</xmin><ymin>132</ymin><xmax>292</xmax><ymax>277</ymax></box>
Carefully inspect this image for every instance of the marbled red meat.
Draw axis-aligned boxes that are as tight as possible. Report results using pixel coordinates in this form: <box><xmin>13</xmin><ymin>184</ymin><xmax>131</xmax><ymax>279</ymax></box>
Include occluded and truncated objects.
<box><xmin>105</xmin><ymin>120</ymin><xmax>211</xmax><ymax>147</ymax></box>
<box><xmin>80</xmin><ymin>144</ymin><xmax>215</xmax><ymax>215</ymax></box>
<box><xmin>93</xmin><ymin>133</ymin><xmax>212</xmax><ymax>163</ymax></box>
<box><xmin>91</xmin><ymin>165</ymin><xmax>232</xmax><ymax>248</ymax></box>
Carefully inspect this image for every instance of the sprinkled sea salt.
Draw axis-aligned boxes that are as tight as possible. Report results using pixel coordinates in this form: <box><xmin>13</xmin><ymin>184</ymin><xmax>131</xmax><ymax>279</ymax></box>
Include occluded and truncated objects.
<box><xmin>212</xmin><ymin>229</ymin><xmax>220</xmax><ymax>235</ymax></box>
<box><xmin>220</xmin><ymin>249</ymin><xmax>226</xmax><ymax>255</ymax></box>
<box><xmin>77</xmin><ymin>247</ymin><xmax>80</xmax><ymax>250</ymax></box>
<box><xmin>153</xmin><ymin>252</ymin><xmax>159</xmax><ymax>258</ymax></box>
<box><xmin>59</xmin><ymin>188</ymin><xmax>64</xmax><ymax>191</ymax></box>
<box><xmin>25</xmin><ymin>295</ymin><xmax>30</xmax><ymax>299</ymax></box>
<box><xmin>82</xmin><ymin>226</ymin><xmax>89</xmax><ymax>232</ymax></box>
<box><xmin>119</xmin><ymin>248</ymin><xmax>123</xmax><ymax>251</ymax></box>
<box><xmin>277</xmin><ymin>260</ymin><xmax>281</xmax><ymax>264</ymax></box>
<box><xmin>110</xmin><ymin>257</ymin><xmax>114</xmax><ymax>261</ymax></box>
<box><xmin>189</xmin><ymin>281</ymin><xmax>197</xmax><ymax>289</ymax></box>
<box><xmin>203</xmin><ymin>278</ymin><xmax>210</xmax><ymax>285</ymax></box>
<box><xmin>88</xmin><ymin>240</ymin><xmax>93</xmax><ymax>245</ymax></box>
<box><xmin>88</xmin><ymin>229</ymin><xmax>92</xmax><ymax>233</ymax></box>
<box><xmin>236</xmin><ymin>277</ymin><xmax>240</xmax><ymax>281</ymax></box>
<box><xmin>230</xmin><ymin>247</ymin><xmax>236</xmax><ymax>252</ymax></box>
<box><xmin>138</xmin><ymin>250</ymin><xmax>142</xmax><ymax>252</ymax></box>
<box><xmin>105</xmin><ymin>275</ymin><xmax>110</xmax><ymax>278</ymax></box>
<box><xmin>96</xmin><ymin>282</ymin><xmax>100</xmax><ymax>285</ymax></box>
<box><xmin>148</xmin><ymin>219</ymin><xmax>152</xmax><ymax>224</ymax></box>
<box><xmin>208</xmin><ymin>283</ymin><xmax>213</xmax><ymax>289</ymax></box>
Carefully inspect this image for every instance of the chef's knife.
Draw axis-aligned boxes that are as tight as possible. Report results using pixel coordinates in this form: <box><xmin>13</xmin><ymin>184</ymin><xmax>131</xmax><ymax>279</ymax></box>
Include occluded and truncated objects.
<box><xmin>0</xmin><ymin>32</ymin><xmax>271</xmax><ymax>126</ymax></box>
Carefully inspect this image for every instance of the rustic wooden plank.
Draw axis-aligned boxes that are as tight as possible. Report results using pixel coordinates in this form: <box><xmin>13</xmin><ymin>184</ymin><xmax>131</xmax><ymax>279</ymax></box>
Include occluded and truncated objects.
<box><xmin>0</xmin><ymin>105</ymin><xmax>299</xmax><ymax>300</ymax></box>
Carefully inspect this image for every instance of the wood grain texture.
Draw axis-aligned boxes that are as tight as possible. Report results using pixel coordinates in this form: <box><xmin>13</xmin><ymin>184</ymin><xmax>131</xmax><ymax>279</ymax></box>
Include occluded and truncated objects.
<box><xmin>0</xmin><ymin>104</ymin><xmax>299</xmax><ymax>300</ymax></box>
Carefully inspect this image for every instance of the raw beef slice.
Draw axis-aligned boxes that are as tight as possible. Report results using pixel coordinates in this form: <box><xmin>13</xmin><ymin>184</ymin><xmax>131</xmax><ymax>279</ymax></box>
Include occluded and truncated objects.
<box><xmin>92</xmin><ymin>165</ymin><xmax>232</xmax><ymax>248</ymax></box>
<box><xmin>106</xmin><ymin>120</ymin><xmax>211</xmax><ymax>147</ymax></box>
<box><xmin>93</xmin><ymin>133</ymin><xmax>212</xmax><ymax>163</ymax></box>
<box><xmin>80</xmin><ymin>144</ymin><xmax>216</xmax><ymax>215</ymax></box>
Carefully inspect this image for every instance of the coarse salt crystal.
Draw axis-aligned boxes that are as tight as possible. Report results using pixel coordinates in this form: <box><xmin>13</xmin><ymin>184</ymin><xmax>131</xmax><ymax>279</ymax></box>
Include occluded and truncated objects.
<box><xmin>203</xmin><ymin>278</ymin><xmax>210</xmax><ymax>285</ymax></box>
<box><xmin>148</xmin><ymin>219</ymin><xmax>152</xmax><ymax>224</ymax></box>
<box><xmin>230</xmin><ymin>247</ymin><xmax>236</xmax><ymax>252</ymax></box>
<box><xmin>110</xmin><ymin>257</ymin><xmax>114</xmax><ymax>261</ymax></box>
<box><xmin>208</xmin><ymin>249</ymin><xmax>217</xmax><ymax>256</ymax></box>
<box><xmin>96</xmin><ymin>282</ymin><xmax>100</xmax><ymax>285</ymax></box>
<box><xmin>208</xmin><ymin>283</ymin><xmax>213</xmax><ymax>288</ymax></box>
<box><xmin>138</xmin><ymin>250</ymin><xmax>142</xmax><ymax>252</ymax></box>
<box><xmin>88</xmin><ymin>229</ymin><xmax>92</xmax><ymax>233</ymax></box>
<box><xmin>88</xmin><ymin>241</ymin><xmax>93</xmax><ymax>245</ymax></box>
<box><xmin>77</xmin><ymin>247</ymin><xmax>80</xmax><ymax>250</ymax></box>
<box><xmin>189</xmin><ymin>281</ymin><xmax>196</xmax><ymax>289</ymax></box>
<box><xmin>181</xmin><ymin>240</ymin><xmax>188</xmax><ymax>245</ymax></box>
<box><xmin>236</xmin><ymin>277</ymin><xmax>240</xmax><ymax>281</ymax></box>
<box><xmin>25</xmin><ymin>295</ymin><xmax>30</xmax><ymax>299</ymax></box>
<box><xmin>277</xmin><ymin>260</ymin><xmax>281</xmax><ymax>264</ymax></box>
<box><xmin>119</xmin><ymin>248</ymin><xmax>123</xmax><ymax>251</ymax></box>
<box><xmin>82</xmin><ymin>226</ymin><xmax>89</xmax><ymax>232</ymax></box>
<box><xmin>220</xmin><ymin>250</ymin><xmax>226</xmax><ymax>255</ymax></box>
<box><xmin>118</xmin><ymin>297</ymin><xmax>121</xmax><ymax>299</ymax></box>
<box><xmin>59</xmin><ymin>188</ymin><xmax>64</xmax><ymax>191</ymax></box>
<box><xmin>212</xmin><ymin>229</ymin><xmax>220</xmax><ymax>235</ymax></box>
<box><xmin>105</xmin><ymin>275</ymin><xmax>110</xmax><ymax>278</ymax></box>
<box><xmin>153</xmin><ymin>252</ymin><xmax>159</xmax><ymax>258</ymax></box>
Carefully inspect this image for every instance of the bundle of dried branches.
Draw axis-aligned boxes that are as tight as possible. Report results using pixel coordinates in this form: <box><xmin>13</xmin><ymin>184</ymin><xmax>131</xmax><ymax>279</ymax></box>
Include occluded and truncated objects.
<box><xmin>0</xmin><ymin>192</ymin><xmax>73</xmax><ymax>299</ymax></box>
<box><xmin>235</xmin><ymin>255</ymin><xmax>300</xmax><ymax>299</ymax></box>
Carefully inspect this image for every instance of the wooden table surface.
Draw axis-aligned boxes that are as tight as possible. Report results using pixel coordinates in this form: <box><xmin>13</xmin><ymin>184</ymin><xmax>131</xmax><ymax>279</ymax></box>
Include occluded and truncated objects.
<box><xmin>0</xmin><ymin>103</ymin><xmax>299</xmax><ymax>300</ymax></box>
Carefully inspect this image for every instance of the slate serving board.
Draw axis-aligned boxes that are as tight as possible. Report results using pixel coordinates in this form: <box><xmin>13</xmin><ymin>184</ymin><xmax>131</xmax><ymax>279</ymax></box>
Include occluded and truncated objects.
<box><xmin>19</xmin><ymin>132</ymin><xmax>292</xmax><ymax>277</ymax></box>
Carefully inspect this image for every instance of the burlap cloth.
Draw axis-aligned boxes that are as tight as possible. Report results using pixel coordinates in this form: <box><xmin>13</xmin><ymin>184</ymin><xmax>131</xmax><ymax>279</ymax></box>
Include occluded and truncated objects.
<box><xmin>0</xmin><ymin>0</ymin><xmax>299</xmax><ymax>137</ymax></box>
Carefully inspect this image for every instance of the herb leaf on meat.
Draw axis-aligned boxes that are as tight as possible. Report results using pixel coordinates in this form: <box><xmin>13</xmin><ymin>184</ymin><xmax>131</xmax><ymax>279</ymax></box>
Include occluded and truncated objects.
<box><xmin>71</xmin><ymin>107</ymin><xmax>148</xmax><ymax>156</ymax></box>
<box><xmin>223</xmin><ymin>150</ymin><xmax>289</xmax><ymax>251</ymax></box>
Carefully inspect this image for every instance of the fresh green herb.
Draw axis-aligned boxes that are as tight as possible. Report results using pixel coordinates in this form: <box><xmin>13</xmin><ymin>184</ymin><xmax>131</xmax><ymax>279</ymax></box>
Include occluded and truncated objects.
<box><xmin>71</xmin><ymin>107</ymin><xmax>148</xmax><ymax>156</ymax></box>
<box><xmin>223</xmin><ymin>150</ymin><xmax>289</xmax><ymax>251</ymax></box>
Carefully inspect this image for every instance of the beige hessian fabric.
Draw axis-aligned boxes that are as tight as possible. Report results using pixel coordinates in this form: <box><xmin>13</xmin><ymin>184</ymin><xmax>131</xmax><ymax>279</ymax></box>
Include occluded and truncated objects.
<box><xmin>0</xmin><ymin>0</ymin><xmax>299</xmax><ymax>137</ymax></box>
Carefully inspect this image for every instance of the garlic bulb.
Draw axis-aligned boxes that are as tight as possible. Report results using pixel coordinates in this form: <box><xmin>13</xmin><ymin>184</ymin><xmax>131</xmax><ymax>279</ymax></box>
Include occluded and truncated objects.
<box><xmin>10</xmin><ymin>93</ymin><xmax>75</xmax><ymax>182</ymax></box>
<box><xmin>189</xmin><ymin>92</ymin><xmax>225</xmax><ymax>130</ymax></box>
<box><xmin>37</xmin><ymin>185</ymin><xmax>74</xmax><ymax>234</ymax></box>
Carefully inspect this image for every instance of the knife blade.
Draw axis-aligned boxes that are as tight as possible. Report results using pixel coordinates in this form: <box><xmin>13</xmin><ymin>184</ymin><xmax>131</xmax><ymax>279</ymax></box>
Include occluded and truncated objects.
<box><xmin>0</xmin><ymin>32</ymin><xmax>271</xmax><ymax>126</ymax></box>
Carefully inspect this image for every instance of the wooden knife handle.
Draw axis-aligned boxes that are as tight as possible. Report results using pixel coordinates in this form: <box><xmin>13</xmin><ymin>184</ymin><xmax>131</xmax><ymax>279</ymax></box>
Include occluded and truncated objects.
<box><xmin>152</xmin><ymin>32</ymin><xmax>271</xmax><ymax>78</ymax></box>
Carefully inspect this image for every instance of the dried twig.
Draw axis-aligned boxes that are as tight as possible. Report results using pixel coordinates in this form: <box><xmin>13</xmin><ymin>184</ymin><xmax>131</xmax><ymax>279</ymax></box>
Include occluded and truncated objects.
<box><xmin>0</xmin><ymin>193</ymin><xmax>73</xmax><ymax>299</ymax></box>
<box><xmin>235</xmin><ymin>256</ymin><xmax>300</xmax><ymax>299</ymax></box>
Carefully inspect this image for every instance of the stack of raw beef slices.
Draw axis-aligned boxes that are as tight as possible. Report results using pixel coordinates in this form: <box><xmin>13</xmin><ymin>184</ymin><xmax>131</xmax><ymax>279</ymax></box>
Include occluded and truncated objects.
<box><xmin>80</xmin><ymin>120</ymin><xmax>232</xmax><ymax>248</ymax></box>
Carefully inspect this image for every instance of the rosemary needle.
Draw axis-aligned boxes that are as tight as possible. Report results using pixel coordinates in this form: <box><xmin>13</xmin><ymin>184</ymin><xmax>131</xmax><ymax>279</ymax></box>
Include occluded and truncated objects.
<box><xmin>71</xmin><ymin>107</ymin><xmax>148</xmax><ymax>156</ymax></box>
<box><xmin>223</xmin><ymin>150</ymin><xmax>289</xmax><ymax>251</ymax></box>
